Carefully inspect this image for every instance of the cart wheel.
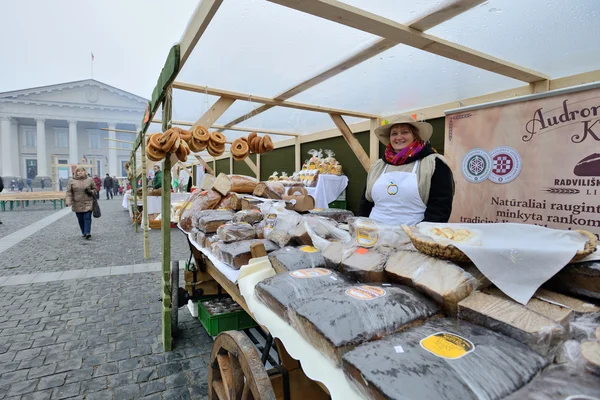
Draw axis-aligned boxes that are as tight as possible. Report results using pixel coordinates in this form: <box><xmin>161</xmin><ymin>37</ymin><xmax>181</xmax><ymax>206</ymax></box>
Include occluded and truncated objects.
<box><xmin>170</xmin><ymin>260</ymin><xmax>179</xmax><ymax>337</ymax></box>
<box><xmin>209</xmin><ymin>331</ymin><xmax>276</xmax><ymax>400</ymax></box>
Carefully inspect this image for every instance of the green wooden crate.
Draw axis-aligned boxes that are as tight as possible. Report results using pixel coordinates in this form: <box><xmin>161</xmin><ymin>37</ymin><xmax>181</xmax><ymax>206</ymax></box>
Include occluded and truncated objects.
<box><xmin>197</xmin><ymin>297</ymin><xmax>257</xmax><ymax>336</ymax></box>
<box><xmin>328</xmin><ymin>200</ymin><xmax>347</xmax><ymax>209</ymax></box>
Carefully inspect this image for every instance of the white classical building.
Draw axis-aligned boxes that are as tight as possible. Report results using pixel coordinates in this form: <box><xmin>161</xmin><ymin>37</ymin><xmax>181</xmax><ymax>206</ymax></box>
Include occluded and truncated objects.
<box><xmin>0</xmin><ymin>79</ymin><xmax>147</xmax><ymax>186</ymax></box>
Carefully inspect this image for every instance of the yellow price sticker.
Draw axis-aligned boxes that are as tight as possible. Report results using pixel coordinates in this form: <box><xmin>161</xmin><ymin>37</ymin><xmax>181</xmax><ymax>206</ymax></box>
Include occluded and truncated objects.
<box><xmin>420</xmin><ymin>332</ymin><xmax>474</xmax><ymax>360</ymax></box>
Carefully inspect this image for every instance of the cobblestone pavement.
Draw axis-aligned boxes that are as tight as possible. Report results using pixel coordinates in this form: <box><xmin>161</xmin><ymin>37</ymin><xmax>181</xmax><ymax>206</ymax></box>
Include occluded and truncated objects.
<box><xmin>0</xmin><ymin>203</ymin><xmax>60</xmax><ymax>239</ymax></box>
<box><xmin>0</xmin><ymin>197</ymin><xmax>213</xmax><ymax>399</ymax></box>
<box><xmin>0</xmin><ymin>199</ymin><xmax>189</xmax><ymax>276</ymax></box>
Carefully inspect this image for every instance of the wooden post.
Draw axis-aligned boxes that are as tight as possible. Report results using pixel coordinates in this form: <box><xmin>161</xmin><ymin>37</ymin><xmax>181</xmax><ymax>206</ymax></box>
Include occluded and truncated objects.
<box><xmin>370</xmin><ymin>118</ymin><xmax>380</xmax><ymax>165</ymax></box>
<box><xmin>141</xmin><ymin>133</ymin><xmax>149</xmax><ymax>259</ymax></box>
<box><xmin>330</xmin><ymin>113</ymin><xmax>371</xmax><ymax>172</ymax></box>
<box><xmin>256</xmin><ymin>154</ymin><xmax>261</xmax><ymax>181</ymax></box>
<box><xmin>213</xmin><ymin>159</ymin><xmax>216</xmax><ymax>174</ymax></box>
<box><xmin>161</xmin><ymin>87</ymin><xmax>173</xmax><ymax>352</ymax></box>
<box><xmin>229</xmin><ymin>154</ymin><xmax>233</xmax><ymax>175</ymax></box>
<box><xmin>132</xmin><ymin>154</ymin><xmax>138</xmax><ymax>233</ymax></box>
<box><xmin>295</xmin><ymin>136</ymin><xmax>301</xmax><ymax>172</ymax></box>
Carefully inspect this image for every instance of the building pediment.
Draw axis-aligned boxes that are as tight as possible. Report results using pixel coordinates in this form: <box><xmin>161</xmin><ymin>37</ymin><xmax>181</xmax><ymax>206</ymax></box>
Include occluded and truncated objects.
<box><xmin>0</xmin><ymin>79</ymin><xmax>148</xmax><ymax>112</ymax></box>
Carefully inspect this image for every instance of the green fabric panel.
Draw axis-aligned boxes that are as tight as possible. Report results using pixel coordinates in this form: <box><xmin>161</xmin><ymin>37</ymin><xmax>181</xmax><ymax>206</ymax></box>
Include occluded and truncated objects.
<box><xmin>233</xmin><ymin>154</ymin><xmax>257</xmax><ymax>177</ymax></box>
<box><xmin>146</xmin><ymin>45</ymin><xmax>180</xmax><ymax>132</ymax></box>
<box><xmin>260</xmin><ymin>146</ymin><xmax>295</xmax><ymax>179</ymax></box>
<box><xmin>301</xmin><ymin>131</ymin><xmax>370</xmax><ymax>215</ymax></box>
<box><xmin>215</xmin><ymin>159</ymin><xmax>230</xmax><ymax>175</ymax></box>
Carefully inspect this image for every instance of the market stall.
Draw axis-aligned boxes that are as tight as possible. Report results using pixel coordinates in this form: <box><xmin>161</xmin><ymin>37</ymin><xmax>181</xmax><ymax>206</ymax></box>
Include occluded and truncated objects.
<box><xmin>133</xmin><ymin>0</ymin><xmax>600</xmax><ymax>398</ymax></box>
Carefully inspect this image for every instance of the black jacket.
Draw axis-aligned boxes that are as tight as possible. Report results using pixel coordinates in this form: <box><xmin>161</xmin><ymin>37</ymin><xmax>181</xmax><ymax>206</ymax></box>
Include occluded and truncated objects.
<box><xmin>0</xmin><ymin>176</ymin><xmax>3</xmax><ymax>193</ymax></box>
<box><xmin>358</xmin><ymin>144</ymin><xmax>454</xmax><ymax>223</ymax></box>
<box><xmin>103</xmin><ymin>176</ymin><xmax>113</xmax><ymax>189</ymax></box>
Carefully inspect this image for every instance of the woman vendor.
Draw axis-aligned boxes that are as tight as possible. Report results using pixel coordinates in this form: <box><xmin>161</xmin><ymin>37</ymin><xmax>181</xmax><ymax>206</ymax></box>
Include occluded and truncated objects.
<box><xmin>359</xmin><ymin>115</ymin><xmax>454</xmax><ymax>225</ymax></box>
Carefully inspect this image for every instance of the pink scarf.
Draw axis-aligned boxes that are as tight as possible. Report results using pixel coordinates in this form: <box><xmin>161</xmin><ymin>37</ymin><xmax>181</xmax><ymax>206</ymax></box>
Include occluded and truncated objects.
<box><xmin>384</xmin><ymin>141</ymin><xmax>426</xmax><ymax>166</ymax></box>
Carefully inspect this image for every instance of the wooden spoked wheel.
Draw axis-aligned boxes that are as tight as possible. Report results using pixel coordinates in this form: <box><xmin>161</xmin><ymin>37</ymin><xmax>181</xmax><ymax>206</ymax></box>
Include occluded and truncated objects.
<box><xmin>209</xmin><ymin>331</ymin><xmax>276</xmax><ymax>400</ymax></box>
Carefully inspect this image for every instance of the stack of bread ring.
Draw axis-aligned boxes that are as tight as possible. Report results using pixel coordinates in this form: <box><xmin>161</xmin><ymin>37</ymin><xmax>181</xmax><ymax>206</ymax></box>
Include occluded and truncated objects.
<box><xmin>230</xmin><ymin>132</ymin><xmax>274</xmax><ymax>161</ymax></box>
<box><xmin>146</xmin><ymin>126</ymin><xmax>228</xmax><ymax>162</ymax></box>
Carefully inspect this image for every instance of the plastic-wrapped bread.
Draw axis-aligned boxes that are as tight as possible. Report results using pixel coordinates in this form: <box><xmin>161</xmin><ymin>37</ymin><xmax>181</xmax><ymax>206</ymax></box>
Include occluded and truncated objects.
<box><xmin>339</xmin><ymin>246</ymin><xmax>391</xmax><ymax>283</ymax></box>
<box><xmin>216</xmin><ymin>193</ymin><xmax>236</xmax><ymax>210</ymax></box>
<box><xmin>255</xmin><ymin>268</ymin><xmax>349</xmax><ymax>321</ymax></box>
<box><xmin>211</xmin><ymin>173</ymin><xmax>259</xmax><ymax>196</ymax></box>
<box><xmin>263</xmin><ymin>207</ymin><xmax>303</xmax><ymax>248</ymax></box>
<box><xmin>546</xmin><ymin>260</ymin><xmax>600</xmax><ymax>300</ymax></box>
<box><xmin>194</xmin><ymin>209</ymin><xmax>235</xmax><ymax>233</ymax></box>
<box><xmin>291</xmin><ymin>222</ymin><xmax>313</xmax><ymax>246</ymax></box>
<box><xmin>304</xmin><ymin>215</ymin><xmax>351</xmax><ymax>251</ymax></box>
<box><xmin>581</xmin><ymin>339</ymin><xmax>600</xmax><ymax>375</ymax></box>
<box><xmin>322</xmin><ymin>241</ymin><xmax>345</xmax><ymax>270</ymax></box>
<box><xmin>342</xmin><ymin>318</ymin><xmax>548</xmax><ymax>400</ymax></box>
<box><xmin>458</xmin><ymin>291</ymin><xmax>567</xmax><ymax>356</ymax></box>
<box><xmin>484</xmin><ymin>287</ymin><xmax>574</xmax><ymax>327</ymax></box>
<box><xmin>308</xmin><ymin>208</ymin><xmax>354</xmax><ymax>223</ymax></box>
<box><xmin>268</xmin><ymin>246</ymin><xmax>325</xmax><ymax>274</ymax></box>
<box><xmin>288</xmin><ymin>284</ymin><xmax>440</xmax><ymax>365</ymax></box>
<box><xmin>253</xmin><ymin>182</ymin><xmax>284</xmax><ymax>199</ymax></box>
<box><xmin>216</xmin><ymin>222</ymin><xmax>256</xmax><ymax>243</ymax></box>
<box><xmin>180</xmin><ymin>190</ymin><xmax>222</xmax><ymax>232</ymax></box>
<box><xmin>347</xmin><ymin>217</ymin><xmax>410</xmax><ymax>251</ymax></box>
<box><xmin>194</xmin><ymin>231</ymin><xmax>218</xmax><ymax>249</ymax></box>
<box><xmin>215</xmin><ymin>239</ymin><xmax>279</xmax><ymax>269</ymax></box>
<box><xmin>570</xmin><ymin>312</ymin><xmax>600</xmax><ymax>341</ymax></box>
<box><xmin>232</xmin><ymin>209</ymin><xmax>264</xmax><ymax>225</ymax></box>
<box><xmin>504</xmin><ymin>365</ymin><xmax>600</xmax><ymax>399</ymax></box>
<box><xmin>385</xmin><ymin>250</ymin><xmax>478</xmax><ymax>315</ymax></box>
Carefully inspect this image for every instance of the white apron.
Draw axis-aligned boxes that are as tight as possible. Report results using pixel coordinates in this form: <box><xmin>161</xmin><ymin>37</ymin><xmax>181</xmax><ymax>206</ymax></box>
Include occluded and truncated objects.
<box><xmin>369</xmin><ymin>161</ymin><xmax>426</xmax><ymax>226</ymax></box>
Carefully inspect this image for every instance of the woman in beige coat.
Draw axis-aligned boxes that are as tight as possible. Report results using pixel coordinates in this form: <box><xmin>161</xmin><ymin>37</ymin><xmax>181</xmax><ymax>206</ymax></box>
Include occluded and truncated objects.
<box><xmin>66</xmin><ymin>166</ymin><xmax>97</xmax><ymax>239</ymax></box>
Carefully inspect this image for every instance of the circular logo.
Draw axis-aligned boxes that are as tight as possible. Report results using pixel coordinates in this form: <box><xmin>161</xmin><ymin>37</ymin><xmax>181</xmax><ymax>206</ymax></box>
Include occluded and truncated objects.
<box><xmin>462</xmin><ymin>148</ymin><xmax>492</xmax><ymax>183</ymax></box>
<box><xmin>345</xmin><ymin>285</ymin><xmax>386</xmax><ymax>301</ymax></box>
<box><xmin>489</xmin><ymin>146</ymin><xmax>522</xmax><ymax>184</ymax></box>
<box><xmin>289</xmin><ymin>268</ymin><xmax>331</xmax><ymax>278</ymax></box>
<box><xmin>387</xmin><ymin>183</ymin><xmax>398</xmax><ymax>195</ymax></box>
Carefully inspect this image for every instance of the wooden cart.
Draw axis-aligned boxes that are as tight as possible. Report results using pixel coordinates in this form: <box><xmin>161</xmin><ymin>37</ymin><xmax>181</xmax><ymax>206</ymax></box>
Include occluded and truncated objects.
<box><xmin>183</xmin><ymin>236</ymin><xmax>331</xmax><ymax>400</ymax></box>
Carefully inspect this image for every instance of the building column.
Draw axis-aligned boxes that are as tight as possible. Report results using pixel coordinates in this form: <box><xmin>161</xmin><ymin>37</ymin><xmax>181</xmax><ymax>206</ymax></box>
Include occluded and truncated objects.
<box><xmin>68</xmin><ymin>120</ymin><xmax>78</xmax><ymax>164</ymax></box>
<box><xmin>108</xmin><ymin>123</ymin><xmax>117</xmax><ymax>176</ymax></box>
<box><xmin>11</xmin><ymin>119</ymin><xmax>20</xmax><ymax>177</ymax></box>
<box><xmin>36</xmin><ymin>118</ymin><xmax>48</xmax><ymax>178</ymax></box>
<box><xmin>1</xmin><ymin>116</ymin><xmax>14</xmax><ymax>177</ymax></box>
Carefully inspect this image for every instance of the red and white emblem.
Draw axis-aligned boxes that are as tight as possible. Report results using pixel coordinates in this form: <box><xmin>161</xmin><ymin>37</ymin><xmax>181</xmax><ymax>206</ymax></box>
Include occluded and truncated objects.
<box><xmin>489</xmin><ymin>146</ymin><xmax>522</xmax><ymax>184</ymax></box>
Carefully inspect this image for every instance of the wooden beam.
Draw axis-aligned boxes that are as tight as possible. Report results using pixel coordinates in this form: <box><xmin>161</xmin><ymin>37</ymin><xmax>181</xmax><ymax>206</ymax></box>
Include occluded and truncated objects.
<box><xmin>369</xmin><ymin>118</ymin><xmax>380</xmax><ymax>164</ymax></box>
<box><xmin>267</xmin><ymin>0</ymin><xmax>548</xmax><ymax>83</ymax></box>
<box><xmin>256</xmin><ymin>154</ymin><xmax>261</xmax><ymax>181</ymax></box>
<box><xmin>172</xmin><ymin>82</ymin><xmax>379</xmax><ymax>119</ymax></box>
<box><xmin>193</xmin><ymin>97</ymin><xmax>235</xmax><ymax>128</ymax></box>
<box><xmin>243</xmin><ymin>157</ymin><xmax>258</xmax><ymax>176</ymax></box>
<box><xmin>330</xmin><ymin>114</ymin><xmax>371</xmax><ymax>172</ymax></box>
<box><xmin>179</xmin><ymin>0</ymin><xmax>223</xmax><ymax>68</ymax></box>
<box><xmin>99</xmin><ymin>127</ymin><xmax>138</xmax><ymax>134</ymax></box>
<box><xmin>216</xmin><ymin>0</ymin><xmax>484</xmax><ymax>131</ymax></box>
<box><xmin>153</xmin><ymin>119</ymin><xmax>300</xmax><ymax>137</ymax></box>
<box><xmin>195</xmin><ymin>155</ymin><xmax>214</xmax><ymax>175</ymax></box>
<box><xmin>104</xmin><ymin>138</ymin><xmax>134</xmax><ymax>144</ymax></box>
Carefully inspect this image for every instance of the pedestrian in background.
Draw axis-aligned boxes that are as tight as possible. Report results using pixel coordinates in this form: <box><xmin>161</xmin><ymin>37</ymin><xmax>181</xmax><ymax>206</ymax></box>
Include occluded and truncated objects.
<box><xmin>41</xmin><ymin>178</ymin><xmax>45</xmax><ymax>190</ymax></box>
<box><xmin>93</xmin><ymin>174</ymin><xmax>102</xmax><ymax>199</ymax></box>
<box><xmin>17</xmin><ymin>178</ymin><xmax>24</xmax><ymax>192</ymax></box>
<box><xmin>103</xmin><ymin>174</ymin><xmax>113</xmax><ymax>200</ymax></box>
<box><xmin>26</xmin><ymin>177</ymin><xmax>32</xmax><ymax>192</ymax></box>
<box><xmin>66</xmin><ymin>166</ymin><xmax>96</xmax><ymax>239</ymax></box>
<box><xmin>113</xmin><ymin>176</ymin><xmax>119</xmax><ymax>197</ymax></box>
<box><xmin>0</xmin><ymin>176</ymin><xmax>4</xmax><ymax>224</ymax></box>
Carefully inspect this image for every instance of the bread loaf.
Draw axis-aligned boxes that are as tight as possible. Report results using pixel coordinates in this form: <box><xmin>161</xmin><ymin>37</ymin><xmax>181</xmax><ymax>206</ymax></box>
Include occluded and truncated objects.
<box><xmin>289</xmin><ymin>284</ymin><xmax>440</xmax><ymax>365</ymax></box>
<box><xmin>194</xmin><ymin>209</ymin><xmax>234</xmax><ymax>233</ymax></box>
<box><xmin>180</xmin><ymin>190</ymin><xmax>222</xmax><ymax>232</ymax></box>
<box><xmin>215</xmin><ymin>239</ymin><xmax>279</xmax><ymax>269</ymax></box>
<box><xmin>216</xmin><ymin>193</ymin><xmax>236</xmax><ymax>210</ymax></box>
<box><xmin>268</xmin><ymin>246</ymin><xmax>326</xmax><ymax>274</ymax></box>
<box><xmin>339</xmin><ymin>247</ymin><xmax>389</xmax><ymax>283</ymax></box>
<box><xmin>343</xmin><ymin>318</ymin><xmax>548</xmax><ymax>400</ymax></box>
<box><xmin>546</xmin><ymin>260</ymin><xmax>600</xmax><ymax>300</ymax></box>
<box><xmin>308</xmin><ymin>208</ymin><xmax>354</xmax><ymax>223</ymax></box>
<box><xmin>232</xmin><ymin>209</ymin><xmax>264</xmax><ymax>225</ymax></box>
<box><xmin>504</xmin><ymin>365</ymin><xmax>600</xmax><ymax>399</ymax></box>
<box><xmin>252</xmin><ymin>182</ymin><xmax>282</xmax><ymax>199</ymax></box>
<box><xmin>216</xmin><ymin>223</ymin><xmax>256</xmax><ymax>243</ymax></box>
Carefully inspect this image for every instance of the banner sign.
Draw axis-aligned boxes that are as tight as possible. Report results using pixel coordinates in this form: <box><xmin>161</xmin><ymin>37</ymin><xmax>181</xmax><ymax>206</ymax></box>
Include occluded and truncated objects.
<box><xmin>445</xmin><ymin>85</ymin><xmax>600</xmax><ymax>241</ymax></box>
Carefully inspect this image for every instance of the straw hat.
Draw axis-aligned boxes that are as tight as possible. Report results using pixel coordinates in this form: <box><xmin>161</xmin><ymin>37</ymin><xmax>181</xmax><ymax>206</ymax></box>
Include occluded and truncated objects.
<box><xmin>375</xmin><ymin>114</ymin><xmax>433</xmax><ymax>145</ymax></box>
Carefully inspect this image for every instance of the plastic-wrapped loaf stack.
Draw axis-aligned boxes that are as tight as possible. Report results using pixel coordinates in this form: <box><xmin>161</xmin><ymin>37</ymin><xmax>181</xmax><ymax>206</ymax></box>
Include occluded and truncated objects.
<box><xmin>179</xmin><ymin>190</ymin><xmax>222</xmax><ymax>232</ymax></box>
<box><xmin>504</xmin><ymin>365</ymin><xmax>600</xmax><ymax>399</ymax></box>
<box><xmin>255</xmin><ymin>268</ymin><xmax>349</xmax><ymax>321</ymax></box>
<box><xmin>288</xmin><ymin>283</ymin><xmax>440</xmax><ymax>365</ymax></box>
<box><xmin>214</xmin><ymin>239</ymin><xmax>279</xmax><ymax>269</ymax></box>
<box><xmin>260</xmin><ymin>203</ymin><xmax>304</xmax><ymax>247</ymax></box>
<box><xmin>216</xmin><ymin>222</ymin><xmax>256</xmax><ymax>243</ymax></box>
<box><xmin>342</xmin><ymin>318</ymin><xmax>548</xmax><ymax>400</ymax></box>
<box><xmin>308</xmin><ymin>208</ymin><xmax>354</xmax><ymax>223</ymax></box>
<box><xmin>385</xmin><ymin>250</ymin><xmax>481</xmax><ymax>315</ymax></box>
<box><xmin>267</xmin><ymin>246</ymin><xmax>326</xmax><ymax>274</ymax></box>
<box><xmin>193</xmin><ymin>209</ymin><xmax>235</xmax><ymax>233</ymax></box>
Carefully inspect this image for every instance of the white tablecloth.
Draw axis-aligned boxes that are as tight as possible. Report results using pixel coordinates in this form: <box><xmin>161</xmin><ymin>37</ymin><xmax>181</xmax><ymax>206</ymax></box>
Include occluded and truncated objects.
<box><xmin>305</xmin><ymin>174</ymin><xmax>348</xmax><ymax>209</ymax></box>
<box><xmin>142</xmin><ymin>193</ymin><xmax>191</xmax><ymax>215</ymax></box>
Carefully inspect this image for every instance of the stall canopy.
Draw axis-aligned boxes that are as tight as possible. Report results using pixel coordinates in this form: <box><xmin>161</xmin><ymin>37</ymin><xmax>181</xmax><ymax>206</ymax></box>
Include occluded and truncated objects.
<box><xmin>142</xmin><ymin>0</ymin><xmax>599</xmax><ymax>146</ymax></box>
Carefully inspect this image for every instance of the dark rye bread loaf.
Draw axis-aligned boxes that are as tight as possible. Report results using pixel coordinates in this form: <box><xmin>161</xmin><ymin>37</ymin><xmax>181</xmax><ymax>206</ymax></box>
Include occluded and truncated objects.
<box><xmin>288</xmin><ymin>284</ymin><xmax>440</xmax><ymax>365</ymax></box>
<box><xmin>255</xmin><ymin>268</ymin><xmax>349</xmax><ymax>321</ymax></box>
<box><xmin>546</xmin><ymin>260</ymin><xmax>600</xmax><ymax>300</ymax></box>
<box><xmin>342</xmin><ymin>318</ymin><xmax>548</xmax><ymax>400</ymax></box>
<box><xmin>194</xmin><ymin>210</ymin><xmax>234</xmax><ymax>233</ymax></box>
<box><xmin>308</xmin><ymin>208</ymin><xmax>354</xmax><ymax>223</ymax></box>
<box><xmin>267</xmin><ymin>246</ymin><xmax>326</xmax><ymax>274</ymax></box>
<box><xmin>214</xmin><ymin>239</ymin><xmax>279</xmax><ymax>269</ymax></box>
<box><xmin>504</xmin><ymin>365</ymin><xmax>600</xmax><ymax>399</ymax></box>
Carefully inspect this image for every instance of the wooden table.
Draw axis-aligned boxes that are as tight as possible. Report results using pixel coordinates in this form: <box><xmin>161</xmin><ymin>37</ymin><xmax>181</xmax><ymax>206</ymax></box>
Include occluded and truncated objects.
<box><xmin>0</xmin><ymin>192</ymin><xmax>66</xmax><ymax>211</ymax></box>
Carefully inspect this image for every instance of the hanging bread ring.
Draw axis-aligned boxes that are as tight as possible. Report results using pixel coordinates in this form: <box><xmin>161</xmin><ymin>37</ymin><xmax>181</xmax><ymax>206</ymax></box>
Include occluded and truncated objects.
<box><xmin>148</xmin><ymin>133</ymin><xmax>163</xmax><ymax>149</ymax></box>
<box><xmin>159</xmin><ymin>130</ymin><xmax>178</xmax><ymax>152</ymax></box>
<box><xmin>193</xmin><ymin>125</ymin><xmax>210</xmax><ymax>143</ymax></box>
<box><xmin>263</xmin><ymin>135</ymin><xmax>274</xmax><ymax>151</ymax></box>
<box><xmin>210</xmin><ymin>131</ymin><xmax>227</xmax><ymax>145</ymax></box>
<box><xmin>207</xmin><ymin>143</ymin><xmax>224</xmax><ymax>157</ymax></box>
<box><xmin>248</xmin><ymin>131</ymin><xmax>257</xmax><ymax>143</ymax></box>
<box><xmin>208</xmin><ymin>140</ymin><xmax>226</xmax><ymax>153</ymax></box>
<box><xmin>188</xmin><ymin>137</ymin><xmax>203</xmax><ymax>153</ymax></box>
<box><xmin>231</xmin><ymin>138</ymin><xmax>249</xmax><ymax>159</ymax></box>
<box><xmin>168</xmin><ymin>136</ymin><xmax>181</xmax><ymax>153</ymax></box>
<box><xmin>175</xmin><ymin>141</ymin><xmax>188</xmax><ymax>162</ymax></box>
<box><xmin>158</xmin><ymin>128</ymin><xmax>174</xmax><ymax>146</ymax></box>
<box><xmin>232</xmin><ymin>152</ymin><xmax>247</xmax><ymax>161</ymax></box>
<box><xmin>179</xmin><ymin>128</ymin><xmax>192</xmax><ymax>142</ymax></box>
<box><xmin>240</xmin><ymin>136</ymin><xmax>248</xmax><ymax>143</ymax></box>
<box><xmin>256</xmin><ymin>137</ymin><xmax>265</xmax><ymax>154</ymax></box>
<box><xmin>146</xmin><ymin>146</ymin><xmax>164</xmax><ymax>162</ymax></box>
<box><xmin>250</xmin><ymin>136</ymin><xmax>259</xmax><ymax>153</ymax></box>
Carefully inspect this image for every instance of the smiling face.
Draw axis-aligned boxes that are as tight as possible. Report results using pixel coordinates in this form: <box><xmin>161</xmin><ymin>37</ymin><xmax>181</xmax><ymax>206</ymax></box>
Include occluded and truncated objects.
<box><xmin>389</xmin><ymin>124</ymin><xmax>418</xmax><ymax>152</ymax></box>
<box><xmin>76</xmin><ymin>169</ymin><xmax>86</xmax><ymax>178</ymax></box>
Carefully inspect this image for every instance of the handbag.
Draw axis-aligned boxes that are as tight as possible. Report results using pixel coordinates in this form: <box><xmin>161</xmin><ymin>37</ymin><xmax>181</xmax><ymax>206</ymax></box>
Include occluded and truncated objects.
<box><xmin>92</xmin><ymin>198</ymin><xmax>101</xmax><ymax>218</ymax></box>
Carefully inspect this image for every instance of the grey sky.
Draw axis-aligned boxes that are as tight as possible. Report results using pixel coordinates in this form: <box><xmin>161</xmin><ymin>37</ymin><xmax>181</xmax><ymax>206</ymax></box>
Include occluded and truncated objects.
<box><xmin>0</xmin><ymin>0</ymin><xmax>198</xmax><ymax>98</ymax></box>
